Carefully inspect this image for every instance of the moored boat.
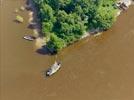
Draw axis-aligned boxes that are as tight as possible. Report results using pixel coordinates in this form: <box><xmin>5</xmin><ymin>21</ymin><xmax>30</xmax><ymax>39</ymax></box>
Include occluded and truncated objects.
<box><xmin>23</xmin><ymin>35</ymin><xmax>36</xmax><ymax>41</ymax></box>
<box><xmin>116</xmin><ymin>0</ymin><xmax>132</xmax><ymax>10</ymax></box>
<box><xmin>46</xmin><ymin>62</ymin><xmax>61</xmax><ymax>76</ymax></box>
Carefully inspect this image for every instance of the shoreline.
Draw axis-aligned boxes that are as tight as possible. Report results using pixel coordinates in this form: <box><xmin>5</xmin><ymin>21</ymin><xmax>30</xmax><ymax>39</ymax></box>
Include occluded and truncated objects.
<box><xmin>81</xmin><ymin>0</ymin><xmax>134</xmax><ymax>40</ymax></box>
<box><xmin>27</xmin><ymin>0</ymin><xmax>40</xmax><ymax>36</ymax></box>
<box><xmin>26</xmin><ymin>0</ymin><xmax>47</xmax><ymax>48</ymax></box>
<box><xmin>26</xmin><ymin>0</ymin><xmax>133</xmax><ymax>51</ymax></box>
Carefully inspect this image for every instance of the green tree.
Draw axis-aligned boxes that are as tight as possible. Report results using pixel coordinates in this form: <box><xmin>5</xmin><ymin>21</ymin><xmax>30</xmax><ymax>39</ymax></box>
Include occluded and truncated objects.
<box><xmin>33</xmin><ymin>0</ymin><xmax>118</xmax><ymax>53</ymax></box>
<box><xmin>47</xmin><ymin>34</ymin><xmax>66</xmax><ymax>53</ymax></box>
<box><xmin>39</xmin><ymin>4</ymin><xmax>54</xmax><ymax>21</ymax></box>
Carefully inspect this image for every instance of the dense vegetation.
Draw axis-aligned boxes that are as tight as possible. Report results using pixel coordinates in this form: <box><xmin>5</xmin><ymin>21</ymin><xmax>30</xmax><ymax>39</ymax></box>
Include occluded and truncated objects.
<box><xmin>33</xmin><ymin>0</ymin><xmax>118</xmax><ymax>53</ymax></box>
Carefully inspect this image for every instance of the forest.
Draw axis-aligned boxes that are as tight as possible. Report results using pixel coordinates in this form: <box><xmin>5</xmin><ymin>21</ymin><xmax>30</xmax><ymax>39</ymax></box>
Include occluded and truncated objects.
<box><xmin>33</xmin><ymin>0</ymin><xmax>118</xmax><ymax>53</ymax></box>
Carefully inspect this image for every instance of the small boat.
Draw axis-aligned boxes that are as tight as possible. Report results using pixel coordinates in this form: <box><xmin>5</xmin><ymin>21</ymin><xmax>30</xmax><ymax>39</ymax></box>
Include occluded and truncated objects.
<box><xmin>116</xmin><ymin>0</ymin><xmax>131</xmax><ymax>10</ymax></box>
<box><xmin>23</xmin><ymin>35</ymin><xmax>36</xmax><ymax>41</ymax></box>
<box><xmin>46</xmin><ymin>62</ymin><xmax>61</xmax><ymax>76</ymax></box>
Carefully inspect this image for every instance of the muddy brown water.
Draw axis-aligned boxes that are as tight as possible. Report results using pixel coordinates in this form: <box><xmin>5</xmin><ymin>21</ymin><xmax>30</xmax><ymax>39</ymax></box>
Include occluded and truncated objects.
<box><xmin>1</xmin><ymin>0</ymin><xmax>134</xmax><ymax>100</ymax></box>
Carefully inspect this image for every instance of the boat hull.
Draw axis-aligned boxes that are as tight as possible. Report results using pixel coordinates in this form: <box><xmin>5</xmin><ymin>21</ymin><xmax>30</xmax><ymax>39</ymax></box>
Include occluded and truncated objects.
<box><xmin>23</xmin><ymin>35</ymin><xmax>36</xmax><ymax>41</ymax></box>
<box><xmin>46</xmin><ymin>63</ymin><xmax>61</xmax><ymax>76</ymax></box>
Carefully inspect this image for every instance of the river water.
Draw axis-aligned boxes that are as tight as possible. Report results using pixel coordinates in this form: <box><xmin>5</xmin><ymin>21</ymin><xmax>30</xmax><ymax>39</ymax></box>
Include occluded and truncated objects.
<box><xmin>1</xmin><ymin>0</ymin><xmax>134</xmax><ymax>100</ymax></box>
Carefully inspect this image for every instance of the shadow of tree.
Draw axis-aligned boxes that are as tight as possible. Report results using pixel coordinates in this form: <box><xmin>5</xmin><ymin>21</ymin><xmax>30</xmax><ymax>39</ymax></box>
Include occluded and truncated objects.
<box><xmin>36</xmin><ymin>45</ymin><xmax>57</xmax><ymax>56</ymax></box>
<box><xmin>36</xmin><ymin>45</ymin><xmax>50</xmax><ymax>55</ymax></box>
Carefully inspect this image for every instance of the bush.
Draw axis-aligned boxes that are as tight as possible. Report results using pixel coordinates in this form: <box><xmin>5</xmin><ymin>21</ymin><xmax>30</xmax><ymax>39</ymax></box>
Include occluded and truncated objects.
<box><xmin>47</xmin><ymin>34</ymin><xmax>66</xmax><ymax>53</ymax></box>
<box><xmin>33</xmin><ymin>0</ymin><xmax>118</xmax><ymax>53</ymax></box>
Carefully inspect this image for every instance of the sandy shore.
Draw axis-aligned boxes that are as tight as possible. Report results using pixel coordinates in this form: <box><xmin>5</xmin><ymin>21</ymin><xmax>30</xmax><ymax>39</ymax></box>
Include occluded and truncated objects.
<box><xmin>26</xmin><ymin>0</ymin><xmax>46</xmax><ymax>49</ymax></box>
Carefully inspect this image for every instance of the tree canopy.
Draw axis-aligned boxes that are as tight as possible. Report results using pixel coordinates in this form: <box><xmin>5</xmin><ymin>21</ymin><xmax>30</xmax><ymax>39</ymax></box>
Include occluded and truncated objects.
<box><xmin>33</xmin><ymin>0</ymin><xmax>118</xmax><ymax>53</ymax></box>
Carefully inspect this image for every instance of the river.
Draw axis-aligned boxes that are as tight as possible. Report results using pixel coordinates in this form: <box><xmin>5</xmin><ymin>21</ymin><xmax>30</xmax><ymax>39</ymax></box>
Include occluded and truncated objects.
<box><xmin>1</xmin><ymin>0</ymin><xmax>134</xmax><ymax>100</ymax></box>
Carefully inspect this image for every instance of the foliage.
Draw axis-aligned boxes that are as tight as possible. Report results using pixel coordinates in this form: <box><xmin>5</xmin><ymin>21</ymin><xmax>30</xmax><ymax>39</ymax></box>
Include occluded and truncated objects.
<box><xmin>47</xmin><ymin>34</ymin><xmax>66</xmax><ymax>53</ymax></box>
<box><xmin>33</xmin><ymin>0</ymin><xmax>118</xmax><ymax>53</ymax></box>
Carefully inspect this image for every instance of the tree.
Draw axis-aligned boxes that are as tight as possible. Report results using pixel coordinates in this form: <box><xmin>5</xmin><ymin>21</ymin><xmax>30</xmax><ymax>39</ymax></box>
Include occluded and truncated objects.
<box><xmin>39</xmin><ymin>4</ymin><xmax>54</xmax><ymax>21</ymax></box>
<box><xmin>47</xmin><ymin>34</ymin><xmax>66</xmax><ymax>53</ymax></box>
<box><xmin>90</xmin><ymin>0</ymin><xmax>117</xmax><ymax>30</ymax></box>
<box><xmin>33</xmin><ymin>0</ymin><xmax>118</xmax><ymax>53</ymax></box>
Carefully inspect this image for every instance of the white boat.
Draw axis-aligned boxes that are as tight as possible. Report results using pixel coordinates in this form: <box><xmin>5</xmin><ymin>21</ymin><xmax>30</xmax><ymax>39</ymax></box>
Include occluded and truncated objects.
<box><xmin>116</xmin><ymin>0</ymin><xmax>132</xmax><ymax>10</ymax></box>
<box><xmin>23</xmin><ymin>35</ymin><xmax>36</xmax><ymax>41</ymax></box>
<box><xmin>46</xmin><ymin>62</ymin><xmax>61</xmax><ymax>76</ymax></box>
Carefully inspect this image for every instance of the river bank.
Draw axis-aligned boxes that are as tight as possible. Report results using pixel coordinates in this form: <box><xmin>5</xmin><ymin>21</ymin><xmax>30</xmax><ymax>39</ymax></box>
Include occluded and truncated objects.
<box><xmin>26</xmin><ymin>0</ymin><xmax>134</xmax><ymax>53</ymax></box>
<box><xmin>82</xmin><ymin>0</ymin><xmax>134</xmax><ymax>39</ymax></box>
<box><xmin>25</xmin><ymin>0</ymin><xmax>47</xmax><ymax>48</ymax></box>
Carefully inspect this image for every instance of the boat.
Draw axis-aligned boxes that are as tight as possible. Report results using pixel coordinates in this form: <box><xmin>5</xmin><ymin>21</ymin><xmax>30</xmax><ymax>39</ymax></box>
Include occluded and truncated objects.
<box><xmin>46</xmin><ymin>62</ymin><xmax>61</xmax><ymax>76</ymax></box>
<box><xmin>23</xmin><ymin>35</ymin><xmax>36</xmax><ymax>41</ymax></box>
<box><xmin>116</xmin><ymin>0</ymin><xmax>132</xmax><ymax>10</ymax></box>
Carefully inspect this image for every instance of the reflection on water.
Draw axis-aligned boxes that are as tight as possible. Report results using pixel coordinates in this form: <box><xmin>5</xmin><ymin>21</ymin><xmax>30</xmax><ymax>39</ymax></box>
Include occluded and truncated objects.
<box><xmin>1</xmin><ymin>0</ymin><xmax>134</xmax><ymax>100</ymax></box>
